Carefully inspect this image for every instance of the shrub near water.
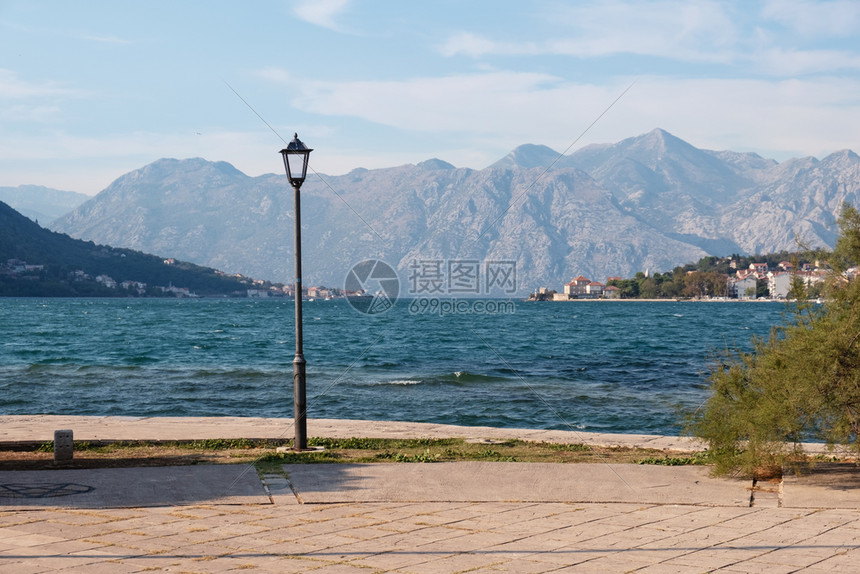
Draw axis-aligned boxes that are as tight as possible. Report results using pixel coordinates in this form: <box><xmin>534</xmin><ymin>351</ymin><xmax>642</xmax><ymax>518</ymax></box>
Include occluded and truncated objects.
<box><xmin>689</xmin><ymin>203</ymin><xmax>860</xmax><ymax>477</ymax></box>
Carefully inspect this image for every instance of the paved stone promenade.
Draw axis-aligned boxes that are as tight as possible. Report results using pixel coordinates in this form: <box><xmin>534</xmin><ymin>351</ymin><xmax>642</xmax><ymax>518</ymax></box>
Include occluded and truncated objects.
<box><xmin>0</xmin><ymin>416</ymin><xmax>858</xmax><ymax>573</ymax></box>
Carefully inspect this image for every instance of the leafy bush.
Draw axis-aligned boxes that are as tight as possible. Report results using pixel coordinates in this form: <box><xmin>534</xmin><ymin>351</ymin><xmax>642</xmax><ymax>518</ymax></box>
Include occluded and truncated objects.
<box><xmin>688</xmin><ymin>203</ymin><xmax>860</xmax><ymax>477</ymax></box>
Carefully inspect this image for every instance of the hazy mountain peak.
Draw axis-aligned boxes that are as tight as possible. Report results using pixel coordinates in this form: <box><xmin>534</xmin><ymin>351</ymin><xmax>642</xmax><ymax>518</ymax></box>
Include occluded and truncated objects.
<box><xmin>0</xmin><ymin>185</ymin><xmax>91</xmax><ymax>224</ymax></box>
<box><xmin>622</xmin><ymin>128</ymin><xmax>696</xmax><ymax>156</ymax></box>
<box><xmin>706</xmin><ymin>149</ymin><xmax>777</xmax><ymax>175</ymax></box>
<box><xmin>490</xmin><ymin>144</ymin><xmax>560</xmax><ymax>170</ymax></box>
<box><xmin>822</xmin><ymin>149</ymin><xmax>860</xmax><ymax>166</ymax></box>
<box><xmin>417</xmin><ymin>158</ymin><xmax>456</xmax><ymax>170</ymax></box>
<box><xmin>133</xmin><ymin>157</ymin><xmax>245</xmax><ymax>179</ymax></box>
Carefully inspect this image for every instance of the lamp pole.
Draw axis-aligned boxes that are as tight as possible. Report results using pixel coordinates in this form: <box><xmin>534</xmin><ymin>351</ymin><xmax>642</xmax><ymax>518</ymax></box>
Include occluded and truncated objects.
<box><xmin>280</xmin><ymin>134</ymin><xmax>312</xmax><ymax>451</ymax></box>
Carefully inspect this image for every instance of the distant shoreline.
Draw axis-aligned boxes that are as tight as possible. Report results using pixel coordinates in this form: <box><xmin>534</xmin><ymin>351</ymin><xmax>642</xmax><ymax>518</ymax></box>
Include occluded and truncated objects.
<box><xmin>526</xmin><ymin>297</ymin><xmax>795</xmax><ymax>303</ymax></box>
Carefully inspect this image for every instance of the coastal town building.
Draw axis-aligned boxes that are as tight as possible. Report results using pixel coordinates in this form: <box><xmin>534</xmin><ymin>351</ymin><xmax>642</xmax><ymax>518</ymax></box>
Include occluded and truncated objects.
<box><xmin>95</xmin><ymin>275</ymin><xmax>117</xmax><ymax>289</ymax></box>
<box><xmin>549</xmin><ymin>259</ymin><xmax>835</xmax><ymax>301</ymax></box>
<box><xmin>730</xmin><ymin>275</ymin><xmax>758</xmax><ymax>299</ymax></box>
<box><xmin>604</xmin><ymin>285</ymin><xmax>621</xmax><ymax>299</ymax></box>
<box><xmin>121</xmin><ymin>280</ymin><xmax>147</xmax><ymax>295</ymax></box>
<box><xmin>750</xmin><ymin>262</ymin><xmax>768</xmax><ymax>277</ymax></box>
<box><xmin>563</xmin><ymin>276</ymin><xmax>591</xmax><ymax>297</ymax></box>
<box><xmin>586</xmin><ymin>281</ymin><xmax>604</xmax><ymax>296</ymax></box>
<box><xmin>3</xmin><ymin>259</ymin><xmax>44</xmax><ymax>275</ymax></box>
<box><xmin>768</xmin><ymin>271</ymin><xmax>792</xmax><ymax>299</ymax></box>
<box><xmin>556</xmin><ymin>276</ymin><xmax>609</xmax><ymax>299</ymax></box>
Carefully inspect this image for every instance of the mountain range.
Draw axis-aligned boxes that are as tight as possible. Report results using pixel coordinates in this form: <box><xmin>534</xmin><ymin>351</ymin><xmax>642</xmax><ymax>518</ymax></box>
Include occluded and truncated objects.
<box><xmin>0</xmin><ymin>185</ymin><xmax>90</xmax><ymax>225</ymax></box>
<box><xmin>47</xmin><ymin>129</ymin><xmax>860</xmax><ymax>294</ymax></box>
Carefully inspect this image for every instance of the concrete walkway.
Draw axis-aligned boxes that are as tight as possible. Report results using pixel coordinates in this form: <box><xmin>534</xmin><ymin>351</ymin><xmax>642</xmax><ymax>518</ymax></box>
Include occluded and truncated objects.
<box><xmin>0</xmin><ymin>414</ymin><xmax>705</xmax><ymax>451</ymax></box>
<box><xmin>0</xmin><ymin>415</ymin><xmax>858</xmax><ymax>573</ymax></box>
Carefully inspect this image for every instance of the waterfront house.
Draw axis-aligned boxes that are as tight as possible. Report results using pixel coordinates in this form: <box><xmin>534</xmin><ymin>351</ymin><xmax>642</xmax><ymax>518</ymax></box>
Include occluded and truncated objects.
<box><xmin>750</xmin><ymin>262</ymin><xmax>769</xmax><ymax>277</ymax></box>
<box><xmin>95</xmin><ymin>275</ymin><xmax>117</xmax><ymax>289</ymax></box>
<box><xmin>731</xmin><ymin>275</ymin><xmax>758</xmax><ymax>299</ymax></box>
<box><xmin>121</xmin><ymin>280</ymin><xmax>147</xmax><ymax>295</ymax></box>
<box><xmin>586</xmin><ymin>281</ymin><xmax>605</xmax><ymax>297</ymax></box>
<box><xmin>564</xmin><ymin>276</ymin><xmax>591</xmax><ymax>297</ymax></box>
<box><xmin>768</xmin><ymin>272</ymin><xmax>792</xmax><ymax>299</ymax></box>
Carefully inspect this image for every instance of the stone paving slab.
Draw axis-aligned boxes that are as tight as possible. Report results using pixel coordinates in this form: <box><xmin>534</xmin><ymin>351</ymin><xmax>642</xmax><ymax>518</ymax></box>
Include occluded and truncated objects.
<box><xmin>284</xmin><ymin>462</ymin><xmax>753</xmax><ymax>506</ymax></box>
<box><xmin>783</xmin><ymin>463</ymin><xmax>860</xmax><ymax>509</ymax></box>
<box><xmin>0</xmin><ymin>465</ymin><xmax>270</xmax><ymax>509</ymax></box>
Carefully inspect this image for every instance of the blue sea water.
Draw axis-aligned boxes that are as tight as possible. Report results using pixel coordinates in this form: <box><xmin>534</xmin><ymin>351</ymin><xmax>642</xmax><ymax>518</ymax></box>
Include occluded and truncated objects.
<box><xmin>0</xmin><ymin>298</ymin><xmax>791</xmax><ymax>435</ymax></box>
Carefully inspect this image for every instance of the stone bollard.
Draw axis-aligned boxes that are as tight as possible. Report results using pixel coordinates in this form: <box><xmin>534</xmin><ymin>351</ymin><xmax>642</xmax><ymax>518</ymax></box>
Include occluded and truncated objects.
<box><xmin>54</xmin><ymin>429</ymin><xmax>74</xmax><ymax>463</ymax></box>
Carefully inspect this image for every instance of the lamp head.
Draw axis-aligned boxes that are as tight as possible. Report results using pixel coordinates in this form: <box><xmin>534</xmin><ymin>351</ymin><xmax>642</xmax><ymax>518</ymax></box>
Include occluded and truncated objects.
<box><xmin>279</xmin><ymin>133</ymin><xmax>313</xmax><ymax>186</ymax></box>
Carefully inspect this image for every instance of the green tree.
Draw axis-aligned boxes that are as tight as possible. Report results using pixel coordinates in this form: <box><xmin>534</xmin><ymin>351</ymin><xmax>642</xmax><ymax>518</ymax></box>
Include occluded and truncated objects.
<box><xmin>689</xmin><ymin>203</ymin><xmax>860</xmax><ymax>477</ymax></box>
<box><xmin>756</xmin><ymin>278</ymin><xmax>770</xmax><ymax>299</ymax></box>
<box><xmin>639</xmin><ymin>277</ymin><xmax>658</xmax><ymax>299</ymax></box>
<box><xmin>608</xmin><ymin>278</ymin><xmax>639</xmax><ymax>299</ymax></box>
<box><xmin>683</xmin><ymin>271</ymin><xmax>709</xmax><ymax>298</ymax></box>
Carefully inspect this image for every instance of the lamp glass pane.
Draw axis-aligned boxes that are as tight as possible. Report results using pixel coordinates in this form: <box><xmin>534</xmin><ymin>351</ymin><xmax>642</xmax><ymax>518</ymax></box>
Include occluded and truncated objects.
<box><xmin>286</xmin><ymin>152</ymin><xmax>308</xmax><ymax>181</ymax></box>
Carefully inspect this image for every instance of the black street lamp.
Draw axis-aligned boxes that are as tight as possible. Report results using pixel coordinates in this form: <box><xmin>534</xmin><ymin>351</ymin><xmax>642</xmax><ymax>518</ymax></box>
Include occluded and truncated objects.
<box><xmin>280</xmin><ymin>133</ymin><xmax>313</xmax><ymax>451</ymax></box>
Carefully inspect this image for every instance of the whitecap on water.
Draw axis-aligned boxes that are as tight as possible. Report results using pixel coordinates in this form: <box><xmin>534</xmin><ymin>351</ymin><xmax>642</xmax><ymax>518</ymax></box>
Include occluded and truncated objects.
<box><xmin>371</xmin><ymin>379</ymin><xmax>421</xmax><ymax>386</ymax></box>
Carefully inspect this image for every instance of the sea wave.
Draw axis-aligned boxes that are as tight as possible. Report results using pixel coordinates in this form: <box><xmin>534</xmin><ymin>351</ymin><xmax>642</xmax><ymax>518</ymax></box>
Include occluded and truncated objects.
<box><xmin>440</xmin><ymin>371</ymin><xmax>512</xmax><ymax>384</ymax></box>
<box><xmin>371</xmin><ymin>379</ymin><xmax>423</xmax><ymax>386</ymax></box>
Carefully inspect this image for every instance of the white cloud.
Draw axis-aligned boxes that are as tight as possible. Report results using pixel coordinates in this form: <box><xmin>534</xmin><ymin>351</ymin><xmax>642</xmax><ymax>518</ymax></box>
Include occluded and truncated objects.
<box><xmin>0</xmin><ymin>69</ymin><xmax>82</xmax><ymax>99</ymax></box>
<box><xmin>293</xmin><ymin>71</ymin><xmax>565</xmax><ymax>134</ymax></box>
<box><xmin>254</xmin><ymin>67</ymin><xmax>292</xmax><ymax>84</ymax></box>
<box><xmin>762</xmin><ymin>0</ymin><xmax>860</xmax><ymax>38</ymax></box>
<box><xmin>754</xmin><ymin>48</ymin><xmax>860</xmax><ymax>75</ymax></box>
<box><xmin>277</xmin><ymin>70</ymin><xmax>860</xmax><ymax>164</ymax></box>
<box><xmin>580</xmin><ymin>76</ymin><xmax>860</xmax><ymax>160</ymax></box>
<box><xmin>438</xmin><ymin>1</ymin><xmax>860</xmax><ymax>77</ymax></box>
<box><xmin>439</xmin><ymin>32</ymin><xmax>538</xmax><ymax>58</ymax></box>
<box><xmin>292</xmin><ymin>0</ymin><xmax>351</xmax><ymax>31</ymax></box>
<box><xmin>0</xmin><ymin>104</ymin><xmax>61</xmax><ymax>122</ymax></box>
<box><xmin>547</xmin><ymin>0</ymin><xmax>738</xmax><ymax>60</ymax></box>
<box><xmin>441</xmin><ymin>1</ymin><xmax>739</xmax><ymax>64</ymax></box>
<box><xmin>77</xmin><ymin>33</ymin><xmax>132</xmax><ymax>45</ymax></box>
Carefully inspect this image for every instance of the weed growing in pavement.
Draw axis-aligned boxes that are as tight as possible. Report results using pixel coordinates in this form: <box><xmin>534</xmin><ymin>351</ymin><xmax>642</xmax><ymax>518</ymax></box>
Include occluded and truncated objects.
<box><xmin>636</xmin><ymin>451</ymin><xmax>712</xmax><ymax>466</ymax></box>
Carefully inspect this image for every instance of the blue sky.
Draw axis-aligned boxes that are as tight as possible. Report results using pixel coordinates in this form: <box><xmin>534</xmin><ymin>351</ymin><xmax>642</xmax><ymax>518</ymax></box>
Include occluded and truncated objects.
<box><xmin>1</xmin><ymin>0</ymin><xmax>859</xmax><ymax>195</ymax></box>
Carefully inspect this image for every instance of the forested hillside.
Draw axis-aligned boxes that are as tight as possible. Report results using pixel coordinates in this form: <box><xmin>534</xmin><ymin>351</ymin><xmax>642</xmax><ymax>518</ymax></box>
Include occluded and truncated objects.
<box><xmin>0</xmin><ymin>201</ymin><xmax>249</xmax><ymax>297</ymax></box>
